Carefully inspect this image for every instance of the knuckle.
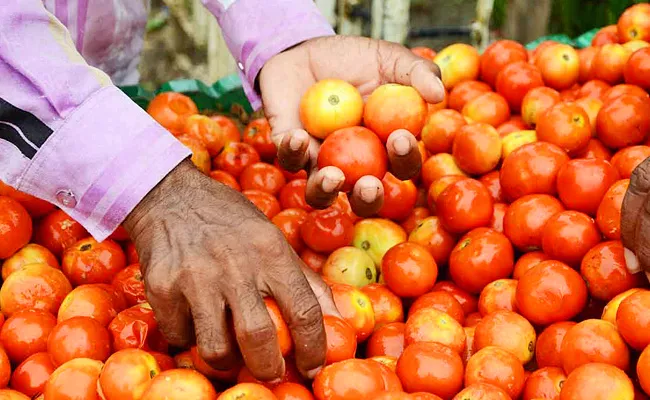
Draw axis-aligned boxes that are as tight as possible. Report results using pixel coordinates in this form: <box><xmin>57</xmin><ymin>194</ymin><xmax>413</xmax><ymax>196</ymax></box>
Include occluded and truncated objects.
<box><xmin>240</xmin><ymin>322</ymin><xmax>278</xmax><ymax>352</ymax></box>
<box><xmin>198</xmin><ymin>344</ymin><xmax>233</xmax><ymax>368</ymax></box>
<box><xmin>291</xmin><ymin>301</ymin><xmax>323</xmax><ymax>333</ymax></box>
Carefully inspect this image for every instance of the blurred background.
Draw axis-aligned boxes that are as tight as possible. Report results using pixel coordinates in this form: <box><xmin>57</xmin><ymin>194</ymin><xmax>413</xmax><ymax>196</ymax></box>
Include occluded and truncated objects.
<box><xmin>139</xmin><ymin>0</ymin><xmax>645</xmax><ymax>90</ymax></box>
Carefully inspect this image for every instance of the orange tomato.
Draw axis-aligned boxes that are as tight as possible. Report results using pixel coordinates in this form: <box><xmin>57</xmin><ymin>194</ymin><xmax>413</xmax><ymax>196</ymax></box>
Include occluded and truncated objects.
<box><xmin>239</xmin><ymin>162</ymin><xmax>286</xmax><ymax>195</ymax></box>
<box><xmin>452</xmin><ymin>383</ymin><xmax>511</xmax><ymax>400</ymax></box>
<box><xmin>495</xmin><ymin>61</ymin><xmax>545</xmax><ymax>113</ymax></box>
<box><xmin>323</xmin><ymin>315</ymin><xmax>357</xmax><ymax>364</ymax></box>
<box><xmin>10</xmin><ymin>352</ymin><xmax>55</xmax><ymax>397</ymax></box>
<box><xmin>616</xmin><ymin>290</ymin><xmax>650</xmax><ymax>351</ymax></box>
<box><xmin>0</xmin><ymin>197</ymin><xmax>32</xmax><ymax>260</ymax></box>
<box><xmin>560</xmin><ymin>319</ymin><xmax>630</xmax><ymax>374</ymax></box>
<box><xmin>503</xmin><ymin>194</ymin><xmax>565</xmax><ymax>251</ymax></box>
<box><xmin>596</xmin><ymin>179</ymin><xmax>629</xmax><ymax>240</ymax></box>
<box><xmin>47</xmin><ymin>316</ymin><xmax>111</xmax><ymax>366</ymax></box>
<box><xmin>147</xmin><ymin>92</ymin><xmax>198</xmax><ymax>134</ymax></box>
<box><xmin>522</xmin><ymin>367</ymin><xmax>566</xmax><ymax>400</ymax></box>
<box><xmin>559</xmin><ymin>363</ymin><xmax>634</xmax><ymax>399</ymax></box>
<box><xmin>592</xmin><ymin>44</ymin><xmax>632</xmax><ymax>84</ymax></box>
<box><xmin>111</xmin><ymin>264</ymin><xmax>147</xmax><ymax>308</ymax></box>
<box><xmin>578</xmin><ymin>79</ymin><xmax>611</xmax><ymax>100</ymax></box>
<box><xmin>331</xmin><ymin>283</ymin><xmax>376</xmax><ymax>342</ymax></box>
<box><xmin>461</xmin><ymin>92</ymin><xmax>510</xmax><ymax>128</ymax></box>
<box><xmin>516</xmin><ymin>261</ymin><xmax>587</xmax><ymax>326</ymax></box>
<box><xmin>313</xmin><ymin>359</ymin><xmax>386</xmax><ymax>398</ymax></box>
<box><xmin>243</xmin><ymin>118</ymin><xmax>275</xmax><ymax>160</ymax></box>
<box><xmin>378</xmin><ymin>173</ymin><xmax>418</xmax><ymax>221</ymax></box>
<box><xmin>183</xmin><ymin>114</ymin><xmax>225</xmax><ymax>157</ymax></box>
<box><xmin>536</xmin><ymin>102</ymin><xmax>591</xmax><ymax>155</ymax></box>
<box><xmin>411</xmin><ymin>46</ymin><xmax>437</xmax><ymax>60</ymax></box>
<box><xmin>57</xmin><ymin>284</ymin><xmax>121</xmax><ymax>327</ymax></box>
<box><xmin>581</xmin><ymin>240</ymin><xmax>644</xmax><ymax>301</ymax></box>
<box><xmin>592</xmin><ymin>25</ymin><xmax>620</xmax><ymax>46</ymax></box>
<box><xmin>556</xmin><ymin>159</ymin><xmax>620</xmax><ymax>216</ymax></box>
<box><xmin>242</xmin><ymin>189</ymin><xmax>281</xmax><ymax>219</ymax></box>
<box><xmin>512</xmin><ymin>251</ymin><xmax>549</xmax><ymax>280</ymax></box>
<box><xmin>477</xmin><ymin>279</ymin><xmax>518</xmax><ymax>316</ymax></box>
<box><xmin>98</xmin><ymin>349</ymin><xmax>161</xmax><ymax>400</ymax></box>
<box><xmin>474</xmin><ymin>310</ymin><xmax>536</xmax><ymax>364</ymax></box>
<box><xmin>361</xmin><ymin>284</ymin><xmax>404</xmax><ymax>328</ymax></box>
<box><xmin>534</xmin><ymin>43</ymin><xmax>580</xmax><ymax>90</ymax></box>
<box><xmin>62</xmin><ymin>238</ymin><xmax>126</xmax><ymax>286</ymax></box>
<box><xmin>496</xmin><ymin>116</ymin><xmax>528</xmax><ymax>136</ymax></box>
<box><xmin>382</xmin><ymin>242</ymin><xmax>438</xmax><ymax>298</ymax></box>
<box><xmin>541</xmin><ymin>211</ymin><xmax>601</xmax><ymax>267</ymax></box>
<box><xmin>44</xmin><ymin>358</ymin><xmax>104</xmax><ymax>400</ymax></box>
<box><xmin>421</xmin><ymin>109</ymin><xmax>467</xmax><ymax>154</ymax></box>
<box><xmin>521</xmin><ymin>86</ymin><xmax>561</xmax><ymax>127</ymax></box>
<box><xmin>0</xmin><ymin>264</ymin><xmax>72</xmax><ymax>318</ymax></box>
<box><xmin>420</xmin><ymin>153</ymin><xmax>466</xmax><ymax>189</ymax></box>
<box><xmin>448</xmin><ymin>80</ymin><xmax>492</xmax><ymax>112</ymax></box>
<box><xmin>214</xmin><ymin>142</ymin><xmax>260</xmax><ymax>178</ymax></box>
<box><xmin>405</xmin><ymin>308</ymin><xmax>466</xmax><ymax>354</ymax></box>
<box><xmin>611</xmin><ymin>146</ymin><xmax>650</xmax><ymax>178</ymax></box>
<box><xmin>618</xmin><ymin>3</ymin><xmax>650</xmax><ymax>42</ymax></box>
<box><xmin>436</xmin><ymin>179</ymin><xmax>493</xmax><ymax>234</ymax></box>
<box><xmin>142</xmin><ymin>368</ymin><xmax>218</xmax><ymax>400</ymax></box>
<box><xmin>578</xmin><ymin>47</ymin><xmax>599</xmax><ymax>83</ymax></box>
<box><xmin>407</xmin><ymin>215</ymin><xmax>458</xmax><ymax>267</ymax></box>
<box><xmin>273</xmin><ymin>383</ymin><xmax>315</xmax><ymax>400</ymax></box>
<box><xmin>408</xmin><ymin>291</ymin><xmax>465</xmax><ymax>324</ymax></box>
<box><xmin>1</xmin><ymin>244</ymin><xmax>59</xmax><ymax>281</ymax></box>
<box><xmin>480</xmin><ymin>40</ymin><xmax>529</xmax><ymax>88</ymax></box>
<box><xmin>452</xmin><ymin>123</ymin><xmax>502</xmax><ymax>175</ymax></box>
<box><xmin>465</xmin><ymin>346</ymin><xmax>525</xmax><ymax>399</ymax></box>
<box><xmin>396</xmin><ymin>342</ymin><xmax>464</xmax><ymax>398</ymax></box>
<box><xmin>536</xmin><ymin>321</ymin><xmax>576</xmax><ymax>369</ymax></box>
<box><xmin>366</xmin><ymin>322</ymin><xmax>405</xmax><ymax>359</ymax></box>
<box><xmin>300</xmin><ymin>79</ymin><xmax>363</xmax><ymax>139</ymax></box>
<box><xmin>364</xmin><ymin>84</ymin><xmax>427</xmax><ymax>142</ymax></box>
<box><xmin>597</xmin><ymin>94</ymin><xmax>650</xmax><ymax>149</ymax></box>
<box><xmin>272</xmin><ymin>208</ymin><xmax>308</xmax><ymax>253</ymax></box>
<box><xmin>624</xmin><ymin>47</ymin><xmax>650</xmax><ymax>90</ymax></box>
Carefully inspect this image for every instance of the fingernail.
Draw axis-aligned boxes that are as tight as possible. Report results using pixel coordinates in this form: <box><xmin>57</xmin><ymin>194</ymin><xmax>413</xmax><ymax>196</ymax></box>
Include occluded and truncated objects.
<box><xmin>646</xmin><ymin>271</ymin><xmax>650</xmax><ymax>283</ymax></box>
<box><xmin>393</xmin><ymin>136</ymin><xmax>411</xmax><ymax>156</ymax></box>
<box><xmin>306</xmin><ymin>366</ymin><xmax>322</xmax><ymax>380</ymax></box>
<box><xmin>322</xmin><ymin>176</ymin><xmax>342</xmax><ymax>193</ymax></box>
<box><xmin>360</xmin><ymin>185</ymin><xmax>379</xmax><ymax>203</ymax></box>
<box><xmin>624</xmin><ymin>247</ymin><xmax>641</xmax><ymax>274</ymax></box>
<box><xmin>290</xmin><ymin>134</ymin><xmax>304</xmax><ymax>151</ymax></box>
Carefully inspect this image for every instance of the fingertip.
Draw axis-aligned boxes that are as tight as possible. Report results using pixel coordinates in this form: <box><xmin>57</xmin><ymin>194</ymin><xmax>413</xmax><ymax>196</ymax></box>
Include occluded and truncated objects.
<box><xmin>349</xmin><ymin>176</ymin><xmax>384</xmax><ymax>217</ymax></box>
<box><xmin>320</xmin><ymin>167</ymin><xmax>346</xmax><ymax>193</ymax></box>
<box><xmin>386</xmin><ymin>131</ymin><xmax>422</xmax><ymax>180</ymax></box>
<box><xmin>278</xmin><ymin>130</ymin><xmax>310</xmax><ymax>172</ymax></box>
<box><xmin>411</xmin><ymin>61</ymin><xmax>446</xmax><ymax>104</ymax></box>
<box><xmin>387</xmin><ymin>129</ymin><xmax>418</xmax><ymax>157</ymax></box>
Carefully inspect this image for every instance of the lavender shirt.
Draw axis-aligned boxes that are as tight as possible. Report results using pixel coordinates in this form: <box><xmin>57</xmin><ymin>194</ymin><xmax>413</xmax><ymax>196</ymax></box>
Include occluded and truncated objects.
<box><xmin>0</xmin><ymin>0</ymin><xmax>334</xmax><ymax>241</ymax></box>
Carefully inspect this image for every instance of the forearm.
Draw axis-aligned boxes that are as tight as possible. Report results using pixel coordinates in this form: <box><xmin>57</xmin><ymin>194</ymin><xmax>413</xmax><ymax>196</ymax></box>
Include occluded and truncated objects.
<box><xmin>0</xmin><ymin>1</ymin><xmax>190</xmax><ymax>241</ymax></box>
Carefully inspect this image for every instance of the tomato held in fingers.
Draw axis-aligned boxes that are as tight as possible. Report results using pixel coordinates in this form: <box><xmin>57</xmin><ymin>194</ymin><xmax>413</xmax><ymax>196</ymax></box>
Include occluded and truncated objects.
<box><xmin>62</xmin><ymin>238</ymin><xmax>126</xmax><ymax>286</ymax></box>
<box><xmin>452</xmin><ymin>123</ymin><xmax>502</xmax><ymax>175</ymax></box>
<box><xmin>382</xmin><ymin>242</ymin><xmax>438</xmax><ymax>298</ymax></box>
<box><xmin>503</xmin><ymin>194</ymin><xmax>565</xmax><ymax>251</ymax></box>
<box><xmin>516</xmin><ymin>261</ymin><xmax>588</xmax><ymax>326</ymax></box>
<box><xmin>0</xmin><ymin>197</ymin><xmax>32</xmax><ymax>260</ymax></box>
<box><xmin>556</xmin><ymin>159</ymin><xmax>619</xmax><ymax>216</ymax></box>
<box><xmin>448</xmin><ymin>228</ymin><xmax>514</xmax><ymax>295</ymax></box>
<box><xmin>436</xmin><ymin>179</ymin><xmax>493</xmax><ymax>234</ymax></box>
<box><xmin>597</xmin><ymin>94</ymin><xmax>650</xmax><ymax>149</ymax></box>
<box><xmin>480</xmin><ymin>40</ymin><xmax>529</xmax><ymax>88</ymax></box>
<box><xmin>317</xmin><ymin>126</ymin><xmax>387</xmax><ymax>191</ymax></box>
<box><xmin>541</xmin><ymin>211</ymin><xmax>601</xmax><ymax>267</ymax></box>
<box><xmin>300</xmin><ymin>79</ymin><xmax>364</xmax><ymax>140</ymax></box>
<box><xmin>243</xmin><ymin>118</ymin><xmax>276</xmax><ymax>160</ymax></box>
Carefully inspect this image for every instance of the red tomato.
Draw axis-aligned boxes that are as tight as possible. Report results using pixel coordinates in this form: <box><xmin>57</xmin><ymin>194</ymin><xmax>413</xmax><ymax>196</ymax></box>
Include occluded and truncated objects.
<box><xmin>1</xmin><ymin>243</ymin><xmax>59</xmax><ymax>281</ymax></box>
<box><xmin>436</xmin><ymin>179</ymin><xmax>493</xmax><ymax>233</ymax></box>
<box><xmin>363</xmin><ymin>84</ymin><xmax>428</xmax><ymax>141</ymax></box>
<box><xmin>108</xmin><ymin>304</ymin><xmax>167</xmax><ymax>353</ymax></box>
<box><xmin>578</xmin><ymin>47</ymin><xmax>599</xmax><ymax>83</ymax></box>
<box><xmin>541</xmin><ymin>211</ymin><xmax>602</xmax><ymax>267</ymax></box>
<box><xmin>596</xmin><ymin>179</ymin><xmax>629</xmax><ymax>240</ymax></box>
<box><xmin>378</xmin><ymin>173</ymin><xmax>418</xmax><ymax>221</ymax></box>
<box><xmin>495</xmin><ymin>61</ymin><xmax>545</xmax><ymax>113</ymax></box>
<box><xmin>317</xmin><ymin>126</ymin><xmax>388</xmax><ymax>191</ymax></box>
<box><xmin>448</xmin><ymin>81</ymin><xmax>492</xmax><ymax>112</ymax></box>
<box><xmin>503</xmin><ymin>194</ymin><xmax>565</xmax><ymax>251</ymax></box>
<box><xmin>47</xmin><ymin>316</ymin><xmax>111</xmax><ymax>366</ymax></box>
<box><xmin>536</xmin><ymin>102</ymin><xmax>591</xmax><ymax>155</ymax></box>
<box><xmin>448</xmin><ymin>228</ymin><xmax>514</xmax><ymax>294</ymax></box>
<box><xmin>57</xmin><ymin>284</ymin><xmax>121</xmax><ymax>327</ymax></box>
<box><xmin>521</xmin><ymin>86</ymin><xmax>561</xmax><ymax>127</ymax></box>
<box><xmin>0</xmin><ymin>309</ymin><xmax>55</xmax><ymax>365</ymax></box>
<box><xmin>243</xmin><ymin>118</ymin><xmax>276</xmax><ymax>160</ymax></box>
<box><xmin>10</xmin><ymin>352</ymin><xmax>55</xmax><ymax>397</ymax></box>
<box><xmin>98</xmin><ymin>349</ymin><xmax>161</xmax><ymax>400</ymax></box>
<box><xmin>313</xmin><ymin>359</ymin><xmax>386</xmax><ymax>399</ymax></box>
<box><xmin>382</xmin><ymin>242</ymin><xmax>438</xmax><ymax>298</ymax></box>
<box><xmin>147</xmin><ymin>92</ymin><xmax>198</xmax><ymax>134</ymax></box>
<box><xmin>581</xmin><ymin>241</ymin><xmax>644</xmax><ymax>301</ymax></box>
<box><xmin>578</xmin><ymin>79</ymin><xmax>611</xmax><ymax>100</ymax></box>
<box><xmin>323</xmin><ymin>315</ymin><xmax>357</xmax><ymax>365</ymax></box>
<box><xmin>592</xmin><ymin>44</ymin><xmax>632</xmax><ymax>84</ymax></box>
<box><xmin>34</xmin><ymin>209</ymin><xmax>88</xmax><ymax>258</ymax></box>
<box><xmin>62</xmin><ymin>238</ymin><xmax>126</xmax><ymax>286</ymax></box>
<box><xmin>141</xmin><ymin>368</ymin><xmax>218</xmax><ymax>400</ymax></box>
<box><xmin>209</xmin><ymin>170</ymin><xmax>241</xmax><ymax>191</ymax></box>
<box><xmin>0</xmin><ymin>181</ymin><xmax>55</xmax><ymax>218</ymax></box>
<box><xmin>242</xmin><ymin>189</ymin><xmax>281</xmax><ymax>219</ymax></box>
<box><xmin>452</xmin><ymin>123</ymin><xmax>502</xmax><ymax>175</ymax></box>
<box><xmin>597</xmin><ymin>94</ymin><xmax>650</xmax><ymax>149</ymax></box>
<box><xmin>461</xmin><ymin>92</ymin><xmax>511</xmax><ymax>128</ymax></box>
<box><xmin>366</xmin><ymin>322</ymin><xmax>406</xmax><ymax>359</ymax></box>
<box><xmin>239</xmin><ymin>162</ymin><xmax>286</xmax><ymax>195</ymax></box>
<box><xmin>556</xmin><ymin>158</ymin><xmax>620</xmax><ymax>216</ymax></box>
<box><xmin>44</xmin><ymin>358</ymin><xmax>104</xmax><ymax>400</ymax></box>
<box><xmin>300</xmin><ymin>207</ymin><xmax>354</xmax><ymax>253</ymax></box>
<box><xmin>610</xmin><ymin>145</ymin><xmax>650</xmax><ymax>178</ymax></box>
<box><xmin>112</xmin><ymin>264</ymin><xmax>147</xmax><ymax>307</ymax></box>
<box><xmin>213</xmin><ymin>142</ymin><xmax>260</xmax><ymax>178</ymax></box>
<box><xmin>480</xmin><ymin>40</ymin><xmax>529</xmax><ymax>88</ymax></box>
<box><xmin>396</xmin><ymin>342</ymin><xmax>464</xmax><ymax>398</ymax></box>
<box><xmin>278</xmin><ymin>179</ymin><xmax>312</xmax><ymax>212</ymax></box>
<box><xmin>272</xmin><ymin>208</ymin><xmax>308</xmax><ymax>253</ymax></box>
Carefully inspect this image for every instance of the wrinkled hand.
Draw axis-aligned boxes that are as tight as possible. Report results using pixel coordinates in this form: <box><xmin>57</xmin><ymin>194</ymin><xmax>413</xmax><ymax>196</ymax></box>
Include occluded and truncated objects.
<box><xmin>260</xmin><ymin>35</ymin><xmax>445</xmax><ymax>216</ymax></box>
<box><xmin>621</xmin><ymin>157</ymin><xmax>650</xmax><ymax>279</ymax></box>
<box><xmin>123</xmin><ymin>159</ymin><xmax>339</xmax><ymax>380</ymax></box>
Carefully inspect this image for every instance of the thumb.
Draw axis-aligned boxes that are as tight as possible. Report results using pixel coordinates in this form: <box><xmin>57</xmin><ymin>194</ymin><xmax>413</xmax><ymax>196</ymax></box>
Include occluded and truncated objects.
<box><xmin>377</xmin><ymin>42</ymin><xmax>446</xmax><ymax>104</ymax></box>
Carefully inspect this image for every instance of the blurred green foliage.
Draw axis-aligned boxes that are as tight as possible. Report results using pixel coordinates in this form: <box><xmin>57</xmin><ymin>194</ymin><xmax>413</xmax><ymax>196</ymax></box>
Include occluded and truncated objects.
<box><xmin>492</xmin><ymin>0</ymin><xmax>645</xmax><ymax>37</ymax></box>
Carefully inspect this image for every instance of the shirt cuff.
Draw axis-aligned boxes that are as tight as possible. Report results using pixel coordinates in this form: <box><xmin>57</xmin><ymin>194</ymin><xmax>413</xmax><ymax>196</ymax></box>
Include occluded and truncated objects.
<box><xmin>15</xmin><ymin>86</ymin><xmax>191</xmax><ymax>242</ymax></box>
<box><xmin>214</xmin><ymin>0</ymin><xmax>335</xmax><ymax>110</ymax></box>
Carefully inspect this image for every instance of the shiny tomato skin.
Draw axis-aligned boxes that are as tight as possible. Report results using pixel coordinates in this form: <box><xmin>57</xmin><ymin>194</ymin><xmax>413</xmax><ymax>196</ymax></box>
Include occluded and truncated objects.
<box><xmin>610</xmin><ymin>145</ymin><xmax>650</xmax><ymax>178</ymax></box>
<box><xmin>239</xmin><ymin>162</ymin><xmax>286</xmax><ymax>195</ymax></box>
<box><xmin>480</xmin><ymin>40</ymin><xmax>529</xmax><ymax>88</ymax></box>
<box><xmin>421</xmin><ymin>109</ymin><xmax>467</xmax><ymax>155</ymax></box>
<box><xmin>536</xmin><ymin>102</ymin><xmax>591</xmax><ymax>155</ymax></box>
<box><xmin>34</xmin><ymin>210</ymin><xmax>88</xmax><ymax>258</ymax></box>
<box><xmin>448</xmin><ymin>228</ymin><xmax>514</xmax><ymax>294</ymax></box>
<box><xmin>108</xmin><ymin>304</ymin><xmax>167</xmax><ymax>354</ymax></box>
<box><xmin>10</xmin><ymin>352</ymin><xmax>55</xmax><ymax>397</ymax></box>
<box><xmin>317</xmin><ymin>126</ymin><xmax>387</xmax><ymax>191</ymax></box>
<box><xmin>1</xmin><ymin>243</ymin><xmax>59</xmax><ymax>282</ymax></box>
<box><xmin>578</xmin><ymin>79</ymin><xmax>611</xmax><ymax>99</ymax></box>
<box><xmin>57</xmin><ymin>284</ymin><xmax>122</xmax><ymax>327</ymax></box>
<box><xmin>499</xmin><ymin>141</ymin><xmax>569</xmax><ymax>201</ymax></box>
<box><xmin>535</xmin><ymin>321</ymin><xmax>576</xmax><ymax>369</ymax></box>
<box><xmin>243</xmin><ymin>118</ymin><xmax>275</xmax><ymax>160</ymax></box>
<box><xmin>602</xmin><ymin>83</ymin><xmax>649</xmax><ymax>103</ymax></box>
<box><xmin>556</xmin><ymin>158</ymin><xmax>620</xmax><ymax>216</ymax></box>
<box><xmin>516</xmin><ymin>260</ymin><xmax>588</xmax><ymax>326</ymax></box>
<box><xmin>323</xmin><ymin>315</ymin><xmax>357</xmax><ymax>365</ymax></box>
<box><xmin>378</xmin><ymin>173</ymin><xmax>418</xmax><ymax>221</ymax></box>
<box><xmin>503</xmin><ymin>194</ymin><xmax>565</xmax><ymax>251</ymax></box>
<box><xmin>597</xmin><ymin>94</ymin><xmax>650</xmax><ymax>149</ymax></box>
<box><xmin>382</xmin><ymin>242</ymin><xmax>438</xmax><ymax>298</ymax></box>
<box><xmin>596</xmin><ymin>179</ymin><xmax>629</xmax><ymax>240</ymax></box>
<box><xmin>0</xmin><ymin>310</ymin><xmax>56</xmax><ymax>364</ymax></box>
<box><xmin>521</xmin><ymin>86</ymin><xmax>561</xmax><ymax>128</ymax></box>
<box><xmin>363</xmin><ymin>84</ymin><xmax>428</xmax><ymax>141</ymax></box>
<box><xmin>366</xmin><ymin>322</ymin><xmax>406</xmax><ymax>359</ymax></box>
<box><xmin>209</xmin><ymin>170</ymin><xmax>240</xmax><ymax>190</ymax></box>
<box><xmin>61</xmin><ymin>238</ymin><xmax>126</xmax><ymax>286</ymax></box>
<box><xmin>436</xmin><ymin>179</ymin><xmax>494</xmax><ymax>234</ymax></box>
<box><xmin>98</xmin><ymin>349</ymin><xmax>161</xmax><ymax>400</ymax></box>
<box><xmin>541</xmin><ymin>211</ymin><xmax>602</xmax><ymax>267</ymax></box>
<box><xmin>278</xmin><ymin>179</ymin><xmax>312</xmax><ymax>212</ymax></box>
<box><xmin>43</xmin><ymin>358</ymin><xmax>104</xmax><ymax>400</ymax></box>
<box><xmin>396</xmin><ymin>342</ymin><xmax>464</xmax><ymax>398</ymax></box>
<box><xmin>624</xmin><ymin>47</ymin><xmax>650</xmax><ymax>90</ymax></box>
<box><xmin>111</xmin><ymin>264</ymin><xmax>146</xmax><ymax>308</ymax></box>
<box><xmin>147</xmin><ymin>92</ymin><xmax>197</xmax><ymax>134</ymax></box>
<box><xmin>313</xmin><ymin>359</ymin><xmax>385</xmax><ymax>399</ymax></box>
<box><xmin>47</xmin><ymin>316</ymin><xmax>111</xmax><ymax>366</ymax></box>
<box><xmin>495</xmin><ymin>61</ymin><xmax>545</xmax><ymax>113</ymax></box>
<box><xmin>242</xmin><ymin>189</ymin><xmax>281</xmax><ymax>219</ymax></box>
<box><xmin>452</xmin><ymin>123</ymin><xmax>502</xmax><ymax>175</ymax></box>
<box><xmin>574</xmin><ymin>138</ymin><xmax>613</xmax><ymax>160</ymax></box>
<box><xmin>300</xmin><ymin>207</ymin><xmax>354</xmax><ymax>253</ymax></box>
<box><xmin>448</xmin><ymin>81</ymin><xmax>492</xmax><ymax>112</ymax></box>
<box><xmin>478</xmin><ymin>171</ymin><xmax>503</xmax><ymax>203</ymax></box>
<box><xmin>272</xmin><ymin>208</ymin><xmax>309</xmax><ymax>253</ymax></box>
<box><xmin>140</xmin><ymin>368</ymin><xmax>218</xmax><ymax>400</ymax></box>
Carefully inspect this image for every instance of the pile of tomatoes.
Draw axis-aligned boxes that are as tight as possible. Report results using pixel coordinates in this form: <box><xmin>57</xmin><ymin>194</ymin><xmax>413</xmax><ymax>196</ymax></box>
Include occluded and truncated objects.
<box><xmin>4</xmin><ymin>3</ymin><xmax>650</xmax><ymax>399</ymax></box>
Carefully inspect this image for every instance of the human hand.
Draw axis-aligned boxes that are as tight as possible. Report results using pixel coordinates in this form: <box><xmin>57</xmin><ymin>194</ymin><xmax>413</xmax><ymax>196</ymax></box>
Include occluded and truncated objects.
<box><xmin>123</xmin><ymin>159</ymin><xmax>340</xmax><ymax>381</ymax></box>
<box><xmin>621</xmin><ymin>158</ymin><xmax>650</xmax><ymax>280</ymax></box>
<box><xmin>260</xmin><ymin>35</ymin><xmax>445</xmax><ymax>216</ymax></box>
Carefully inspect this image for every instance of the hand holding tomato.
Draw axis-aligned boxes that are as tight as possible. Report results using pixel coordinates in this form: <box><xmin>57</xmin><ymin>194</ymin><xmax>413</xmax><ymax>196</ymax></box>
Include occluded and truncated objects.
<box><xmin>123</xmin><ymin>159</ymin><xmax>340</xmax><ymax>381</ymax></box>
<box><xmin>260</xmin><ymin>35</ymin><xmax>445</xmax><ymax>216</ymax></box>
